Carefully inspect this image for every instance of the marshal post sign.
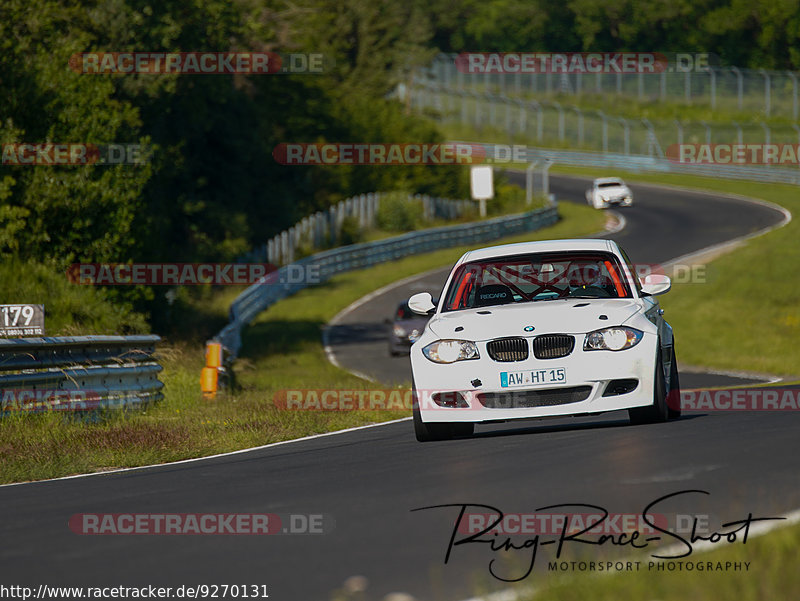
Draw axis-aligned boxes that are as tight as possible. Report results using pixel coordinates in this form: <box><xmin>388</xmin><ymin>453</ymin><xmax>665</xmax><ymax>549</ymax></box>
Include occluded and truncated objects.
<box><xmin>0</xmin><ymin>304</ymin><xmax>45</xmax><ymax>337</ymax></box>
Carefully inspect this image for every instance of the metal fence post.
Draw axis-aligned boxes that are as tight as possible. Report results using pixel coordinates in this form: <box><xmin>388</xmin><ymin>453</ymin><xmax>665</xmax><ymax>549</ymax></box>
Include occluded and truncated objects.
<box><xmin>700</xmin><ymin>120</ymin><xmax>711</xmax><ymax>145</ymax></box>
<box><xmin>617</xmin><ymin>118</ymin><xmax>630</xmax><ymax>155</ymax></box>
<box><xmin>596</xmin><ymin>110</ymin><xmax>608</xmax><ymax>152</ymax></box>
<box><xmin>685</xmin><ymin>69</ymin><xmax>691</xmax><ymax>103</ymax></box>
<box><xmin>674</xmin><ymin>119</ymin><xmax>683</xmax><ymax>146</ymax></box>
<box><xmin>542</xmin><ymin>160</ymin><xmax>553</xmax><ymax>203</ymax></box>
<box><xmin>526</xmin><ymin>161</ymin><xmax>539</xmax><ymax>205</ymax></box>
<box><xmin>531</xmin><ymin>101</ymin><xmax>543</xmax><ymax>141</ymax></box>
<box><xmin>789</xmin><ymin>72</ymin><xmax>799</xmax><ymax>122</ymax></box>
<box><xmin>709</xmin><ymin>68</ymin><xmax>717</xmax><ymax>110</ymax></box>
<box><xmin>760</xmin><ymin>121</ymin><xmax>771</xmax><ymax>147</ymax></box>
<box><xmin>732</xmin><ymin>121</ymin><xmax>743</xmax><ymax>146</ymax></box>
<box><xmin>731</xmin><ymin>67</ymin><xmax>743</xmax><ymax>110</ymax></box>
<box><xmin>553</xmin><ymin>101</ymin><xmax>565</xmax><ymax>141</ymax></box>
<box><xmin>571</xmin><ymin>105</ymin><xmax>584</xmax><ymax>146</ymax></box>
<box><xmin>642</xmin><ymin>118</ymin><xmax>663</xmax><ymax>158</ymax></box>
<box><xmin>759</xmin><ymin>69</ymin><xmax>771</xmax><ymax>118</ymax></box>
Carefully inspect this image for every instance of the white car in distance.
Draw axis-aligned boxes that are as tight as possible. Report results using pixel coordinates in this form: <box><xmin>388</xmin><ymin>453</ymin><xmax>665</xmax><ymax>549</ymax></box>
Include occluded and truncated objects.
<box><xmin>407</xmin><ymin>238</ymin><xmax>679</xmax><ymax>442</ymax></box>
<box><xmin>586</xmin><ymin>177</ymin><xmax>633</xmax><ymax>209</ymax></box>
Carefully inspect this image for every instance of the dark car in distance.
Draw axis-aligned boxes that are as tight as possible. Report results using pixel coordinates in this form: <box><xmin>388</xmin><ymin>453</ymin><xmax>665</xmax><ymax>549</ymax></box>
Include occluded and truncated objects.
<box><xmin>388</xmin><ymin>301</ymin><xmax>430</xmax><ymax>356</ymax></box>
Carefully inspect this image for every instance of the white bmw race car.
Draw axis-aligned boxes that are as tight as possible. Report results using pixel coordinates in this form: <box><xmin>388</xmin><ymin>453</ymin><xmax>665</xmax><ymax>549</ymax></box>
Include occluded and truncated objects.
<box><xmin>586</xmin><ymin>177</ymin><xmax>633</xmax><ymax>209</ymax></box>
<box><xmin>408</xmin><ymin>238</ymin><xmax>679</xmax><ymax>441</ymax></box>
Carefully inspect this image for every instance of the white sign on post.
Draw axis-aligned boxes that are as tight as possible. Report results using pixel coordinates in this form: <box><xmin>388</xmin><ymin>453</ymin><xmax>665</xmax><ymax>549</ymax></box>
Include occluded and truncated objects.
<box><xmin>470</xmin><ymin>166</ymin><xmax>493</xmax><ymax>217</ymax></box>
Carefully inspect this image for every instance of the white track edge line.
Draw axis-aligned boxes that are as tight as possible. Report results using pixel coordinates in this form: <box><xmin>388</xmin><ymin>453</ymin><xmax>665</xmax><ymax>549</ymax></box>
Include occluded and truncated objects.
<box><xmin>0</xmin><ymin>417</ymin><xmax>411</xmax><ymax>489</ymax></box>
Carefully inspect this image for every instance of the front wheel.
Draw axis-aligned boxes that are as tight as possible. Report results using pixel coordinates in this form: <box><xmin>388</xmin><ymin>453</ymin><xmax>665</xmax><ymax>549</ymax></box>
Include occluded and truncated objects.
<box><xmin>667</xmin><ymin>345</ymin><xmax>681</xmax><ymax>419</ymax></box>
<box><xmin>629</xmin><ymin>347</ymin><xmax>669</xmax><ymax>425</ymax></box>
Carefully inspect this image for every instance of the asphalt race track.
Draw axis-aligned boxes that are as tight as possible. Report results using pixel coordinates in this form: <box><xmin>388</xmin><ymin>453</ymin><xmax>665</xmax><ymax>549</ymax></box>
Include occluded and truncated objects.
<box><xmin>1</xmin><ymin>175</ymin><xmax>797</xmax><ymax>601</ymax></box>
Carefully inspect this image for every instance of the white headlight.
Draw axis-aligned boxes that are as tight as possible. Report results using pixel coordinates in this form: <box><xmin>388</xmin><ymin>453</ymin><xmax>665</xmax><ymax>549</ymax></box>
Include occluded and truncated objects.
<box><xmin>606</xmin><ymin>329</ymin><xmax>630</xmax><ymax>350</ymax></box>
<box><xmin>584</xmin><ymin>327</ymin><xmax>643</xmax><ymax>351</ymax></box>
<box><xmin>422</xmin><ymin>340</ymin><xmax>480</xmax><ymax>363</ymax></box>
<box><xmin>437</xmin><ymin>341</ymin><xmax>461</xmax><ymax>362</ymax></box>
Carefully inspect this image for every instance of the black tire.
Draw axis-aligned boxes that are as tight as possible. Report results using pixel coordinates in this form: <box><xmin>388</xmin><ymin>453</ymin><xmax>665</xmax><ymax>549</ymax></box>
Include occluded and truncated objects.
<box><xmin>412</xmin><ymin>387</ymin><xmax>474</xmax><ymax>442</ymax></box>
<box><xmin>667</xmin><ymin>345</ymin><xmax>681</xmax><ymax>419</ymax></box>
<box><xmin>629</xmin><ymin>347</ymin><xmax>669</xmax><ymax>425</ymax></box>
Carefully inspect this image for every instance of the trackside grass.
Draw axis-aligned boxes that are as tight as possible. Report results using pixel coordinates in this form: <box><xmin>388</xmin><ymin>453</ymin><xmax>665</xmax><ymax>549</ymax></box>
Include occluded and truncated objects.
<box><xmin>0</xmin><ymin>202</ymin><xmax>605</xmax><ymax>484</ymax></box>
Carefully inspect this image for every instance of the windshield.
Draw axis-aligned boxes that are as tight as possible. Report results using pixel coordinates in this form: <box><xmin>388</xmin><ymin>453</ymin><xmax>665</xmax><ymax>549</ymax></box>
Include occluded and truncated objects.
<box><xmin>597</xmin><ymin>180</ymin><xmax>624</xmax><ymax>188</ymax></box>
<box><xmin>442</xmin><ymin>252</ymin><xmax>633</xmax><ymax>312</ymax></box>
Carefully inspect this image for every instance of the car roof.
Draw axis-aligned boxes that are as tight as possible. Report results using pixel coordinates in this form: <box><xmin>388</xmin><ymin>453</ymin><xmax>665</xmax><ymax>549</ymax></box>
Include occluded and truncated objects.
<box><xmin>594</xmin><ymin>177</ymin><xmax>624</xmax><ymax>184</ymax></box>
<box><xmin>459</xmin><ymin>238</ymin><xmax>617</xmax><ymax>263</ymax></box>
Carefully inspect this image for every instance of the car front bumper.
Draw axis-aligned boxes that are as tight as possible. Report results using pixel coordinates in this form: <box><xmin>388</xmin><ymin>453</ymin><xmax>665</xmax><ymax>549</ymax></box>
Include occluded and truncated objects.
<box><xmin>411</xmin><ymin>334</ymin><xmax>657</xmax><ymax>423</ymax></box>
<box><xmin>599</xmin><ymin>196</ymin><xmax>632</xmax><ymax>207</ymax></box>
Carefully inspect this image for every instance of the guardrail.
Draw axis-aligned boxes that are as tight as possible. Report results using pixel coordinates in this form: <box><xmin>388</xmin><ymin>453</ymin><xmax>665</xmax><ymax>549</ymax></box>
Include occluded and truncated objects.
<box><xmin>0</xmin><ymin>335</ymin><xmax>164</xmax><ymax>414</ymax></box>
<box><xmin>239</xmin><ymin>192</ymin><xmax>477</xmax><ymax>266</ymax></box>
<box><xmin>213</xmin><ymin>205</ymin><xmax>559</xmax><ymax>359</ymax></box>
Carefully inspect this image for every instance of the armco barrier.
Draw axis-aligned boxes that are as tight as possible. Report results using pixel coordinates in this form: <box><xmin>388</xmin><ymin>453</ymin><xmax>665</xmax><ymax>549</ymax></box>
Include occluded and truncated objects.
<box><xmin>0</xmin><ymin>335</ymin><xmax>164</xmax><ymax>414</ymax></box>
<box><xmin>213</xmin><ymin>205</ymin><xmax>559</xmax><ymax>359</ymax></box>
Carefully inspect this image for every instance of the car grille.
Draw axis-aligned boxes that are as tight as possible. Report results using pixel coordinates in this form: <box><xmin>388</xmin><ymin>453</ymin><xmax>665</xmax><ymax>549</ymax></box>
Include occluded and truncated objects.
<box><xmin>486</xmin><ymin>337</ymin><xmax>528</xmax><ymax>362</ymax></box>
<box><xmin>478</xmin><ymin>386</ymin><xmax>592</xmax><ymax>408</ymax></box>
<box><xmin>533</xmin><ymin>334</ymin><xmax>575</xmax><ymax>359</ymax></box>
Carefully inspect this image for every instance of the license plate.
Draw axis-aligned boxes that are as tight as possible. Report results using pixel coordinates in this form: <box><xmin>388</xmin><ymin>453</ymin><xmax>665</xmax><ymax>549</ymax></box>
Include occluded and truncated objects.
<box><xmin>500</xmin><ymin>367</ymin><xmax>566</xmax><ymax>388</ymax></box>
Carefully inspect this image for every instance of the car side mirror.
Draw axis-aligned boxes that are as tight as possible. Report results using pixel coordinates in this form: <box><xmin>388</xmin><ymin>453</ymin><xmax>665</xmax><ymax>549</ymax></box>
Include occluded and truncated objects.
<box><xmin>640</xmin><ymin>274</ymin><xmax>671</xmax><ymax>296</ymax></box>
<box><xmin>408</xmin><ymin>292</ymin><xmax>436</xmax><ymax>315</ymax></box>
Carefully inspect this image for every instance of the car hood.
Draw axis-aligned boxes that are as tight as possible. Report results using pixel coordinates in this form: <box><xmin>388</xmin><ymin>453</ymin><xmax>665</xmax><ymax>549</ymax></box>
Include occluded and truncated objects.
<box><xmin>598</xmin><ymin>185</ymin><xmax>629</xmax><ymax>197</ymax></box>
<box><xmin>428</xmin><ymin>299</ymin><xmax>642</xmax><ymax>341</ymax></box>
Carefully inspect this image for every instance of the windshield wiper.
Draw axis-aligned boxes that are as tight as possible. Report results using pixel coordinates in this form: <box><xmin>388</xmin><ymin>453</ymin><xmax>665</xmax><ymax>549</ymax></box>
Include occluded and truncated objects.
<box><xmin>568</xmin><ymin>295</ymin><xmax>613</xmax><ymax>299</ymax></box>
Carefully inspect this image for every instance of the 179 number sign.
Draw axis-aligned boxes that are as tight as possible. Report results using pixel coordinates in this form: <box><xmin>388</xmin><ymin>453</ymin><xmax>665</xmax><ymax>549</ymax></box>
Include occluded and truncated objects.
<box><xmin>0</xmin><ymin>304</ymin><xmax>45</xmax><ymax>337</ymax></box>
